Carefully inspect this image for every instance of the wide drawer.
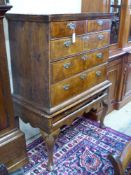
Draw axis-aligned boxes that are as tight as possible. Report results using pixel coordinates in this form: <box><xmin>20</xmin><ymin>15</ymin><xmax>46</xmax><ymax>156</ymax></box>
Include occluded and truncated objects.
<box><xmin>51</xmin><ymin>48</ymin><xmax>109</xmax><ymax>83</ymax></box>
<box><xmin>50</xmin><ymin>31</ymin><xmax>110</xmax><ymax>60</ymax></box>
<box><xmin>51</xmin><ymin>64</ymin><xmax>107</xmax><ymax>106</ymax></box>
<box><xmin>50</xmin><ymin>20</ymin><xmax>86</xmax><ymax>38</ymax></box>
<box><xmin>87</xmin><ymin>19</ymin><xmax>111</xmax><ymax>32</ymax></box>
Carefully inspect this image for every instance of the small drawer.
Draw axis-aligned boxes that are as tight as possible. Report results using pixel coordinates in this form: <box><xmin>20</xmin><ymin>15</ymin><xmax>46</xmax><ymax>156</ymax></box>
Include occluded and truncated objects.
<box><xmin>50</xmin><ymin>20</ymin><xmax>86</xmax><ymax>38</ymax></box>
<box><xmin>50</xmin><ymin>36</ymin><xmax>83</xmax><ymax>60</ymax></box>
<box><xmin>87</xmin><ymin>19</ymin><xmax>111</xmax><ymax>33</ymax></box>
<box><xmin>51</xmin><ymin>64</ymin><xmax>107</xmax><ymax>106</ymax></box>
<box><xmin>83</xmin><ymin>31</ymin><xmax>110</xmax><ymax>51</ymax></box>
<box><xmin>51</xmin><ymin>48</ymin><xmax>109</xmax><ymax>83</ymax></box>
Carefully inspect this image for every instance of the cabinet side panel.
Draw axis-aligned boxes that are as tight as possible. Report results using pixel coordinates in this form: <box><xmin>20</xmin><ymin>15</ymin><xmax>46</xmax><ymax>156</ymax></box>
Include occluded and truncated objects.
<box><xmin>0</xmin><ymin>81</ymin><xmax>8</xmax><ymax>130</ymax></box>
<box><xmin>8</xmin><ymin>20</ymin><xmax>50</xmax><ymax>110</ymax></box>
<box><xmin>0</xmin><ymin>18</ymin><xmax>14</xmax><ymax>130</ymax></box>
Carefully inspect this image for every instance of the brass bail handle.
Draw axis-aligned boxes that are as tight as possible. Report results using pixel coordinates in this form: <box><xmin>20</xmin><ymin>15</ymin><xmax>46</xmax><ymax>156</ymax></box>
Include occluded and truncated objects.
<box><xmin>64</xmin><ymin>40</ymin><xmax>72</xmax><ymax>47</ymax></box>
<box><xmin>63</xmin><ymin>84</ymin><xmax>70</xmax><ymax>90</ymax></box>
<box><xmin>96</xmin><ymin>71</ymin><xmax>102</xmax><ymax>77</ymax></box>
<box><xmin>67</xmin><ymin>23</ymin><xmax>76</xmax><ymax>30</ymax></box>
<box><xmin>67</xmin><ymin>22</ymin><xmax>76</xmax><ymax>43</ymax></box>
<box><xmin>96</xmin><ymin>53</ymin><xmax>103</xmax><ymax>59</ymax></box>
<box><xmin>63</xmin><ymin>62</ymin><xmax>72</xmax><ymax>69</ymax></box>
<box><xmin>97</xmin><ymin>20</ymin><xmax>104</xmax><ymax>26</ymax></box>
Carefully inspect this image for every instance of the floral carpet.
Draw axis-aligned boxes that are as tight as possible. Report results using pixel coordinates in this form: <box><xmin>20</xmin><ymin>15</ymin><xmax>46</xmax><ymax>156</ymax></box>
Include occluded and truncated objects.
<box><xmin>23</xmin><ymin>118</ymin><xmax>131</xmax><ymax>175</ymax></box>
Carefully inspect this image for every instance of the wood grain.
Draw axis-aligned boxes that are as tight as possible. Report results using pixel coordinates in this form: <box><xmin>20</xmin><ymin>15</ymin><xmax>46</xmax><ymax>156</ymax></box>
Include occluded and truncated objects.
<box><xmin>82</xmin><ymin>0</ymin><xmax>110</xmax><ymax>13</ymax></box>
<box><xmin>51</xmin><ymin>64</ymin><xmax>107</xmax><ymax>106</ymax></box>
<box><xmin>0</xmin><ymin>5</ymin><xmax>28</xmax><ymax>171</ymax></box>
<box><xmin>51</xmin><ymin>48</ymin><xmax>109</xmax><ymax>83</ymax></box>
<box><xmin>7</xmin><ymin>13</ymin><xmax>111</xmax><ymax>170</ymax></box>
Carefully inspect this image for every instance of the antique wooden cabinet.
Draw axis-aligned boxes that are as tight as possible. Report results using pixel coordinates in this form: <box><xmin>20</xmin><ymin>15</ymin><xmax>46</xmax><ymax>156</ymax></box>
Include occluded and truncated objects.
<box><xmin>7</xmin><ymin>13</ymin><xmax>112</xmax><ymax>170</ymax></box>
<box><xmin>0</xmin><ymin>2</ymin><xmax>28</xmax><ymax>172</ymax></box>
<box><xmin>116</xmin><ymin>52</ymin><xmax>131</xmax><ymax>108</ymax></box>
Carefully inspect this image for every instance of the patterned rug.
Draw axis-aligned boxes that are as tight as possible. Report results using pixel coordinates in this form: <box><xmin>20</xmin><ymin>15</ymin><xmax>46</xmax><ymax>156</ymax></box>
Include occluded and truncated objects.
<box><xmin>23</xmin><ymin>118</ymin><xmax>131</xmax><ymax>175</ymax></box>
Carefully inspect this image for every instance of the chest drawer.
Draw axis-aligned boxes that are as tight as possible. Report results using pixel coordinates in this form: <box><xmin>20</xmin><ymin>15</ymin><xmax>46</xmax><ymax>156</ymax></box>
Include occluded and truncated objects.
<box><xmin>50</xmin><ymin>36</ymin><xmax>83</xmax><ymax>60</ymax></box>
<box><xmin>51</xmin><ymin>48</ymin><xmax>109</xmax><ymax>83</ymax></box>
<box><xmin>50</xmin><ymin>21</ymin><xmax>86</xmax><ymax>38</ymax></box>
<box><xmin>87</xmin><ymin>19</ymin><xmax>111</xmax><ymax>32</ymax></box>
<box><xmin>83</xmin><ymin>31</ymin><xmax>110</xmax><ymax>51</ymax></box>
<box><xmin>50</xmin><ymin>31</ymin><xmax>110</xmax><ymax>60</ymax></box>
<box><xmin>51</xmin><ymin>64</ymin><xmax>107</xmax><ymax>106</ymax></box>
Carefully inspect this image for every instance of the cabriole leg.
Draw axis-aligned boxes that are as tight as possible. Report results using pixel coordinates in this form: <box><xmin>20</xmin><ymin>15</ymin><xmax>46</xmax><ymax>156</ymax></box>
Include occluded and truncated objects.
<box><xmin>41</xmin><ymin>129</ymin><xmax>60</xmax><ymax>171</ymax></box>
<box><xmin>100</xmin><ymin>100</ymin><xmax>108</xmax><ymax>128</ymax></box>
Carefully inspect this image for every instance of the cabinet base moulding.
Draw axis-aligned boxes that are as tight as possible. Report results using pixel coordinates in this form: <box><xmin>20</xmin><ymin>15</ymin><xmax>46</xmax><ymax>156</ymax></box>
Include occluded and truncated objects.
<box><xmin>0</xmin><ymin>128</ymin><xmax>28</xmax><ymax>172</ymax></box>
<box><xmin>115</xmin><ymin>95</ymin><xmax>131</xmax><ymax>110</ymax></box>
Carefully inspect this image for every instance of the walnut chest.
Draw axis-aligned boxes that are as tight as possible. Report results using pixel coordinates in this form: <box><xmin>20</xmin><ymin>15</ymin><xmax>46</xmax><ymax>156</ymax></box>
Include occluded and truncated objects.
<box><xmin>7</xmin><ymin>13</ymin><xmax>112</xmax><ymax>170</ymax></box>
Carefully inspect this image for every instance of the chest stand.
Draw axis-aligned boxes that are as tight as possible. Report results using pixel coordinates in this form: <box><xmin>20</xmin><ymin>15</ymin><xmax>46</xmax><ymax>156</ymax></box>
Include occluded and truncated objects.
<box><xmin>14</xmin><ymin>87</ymin><xmax>109</xmax><ymax>171</ymax></box>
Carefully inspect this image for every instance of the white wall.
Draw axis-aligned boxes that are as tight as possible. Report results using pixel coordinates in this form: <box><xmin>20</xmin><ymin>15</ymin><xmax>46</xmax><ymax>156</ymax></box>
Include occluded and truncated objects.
<box><xmin>5</xmin><ymin>0</ymin><xmax>82</xmax><ymax>141</ymax></box>
<box><xmin>9</xmin><ymin>0</ymin><xmax>81</xmax><ymax>14</ymax></box>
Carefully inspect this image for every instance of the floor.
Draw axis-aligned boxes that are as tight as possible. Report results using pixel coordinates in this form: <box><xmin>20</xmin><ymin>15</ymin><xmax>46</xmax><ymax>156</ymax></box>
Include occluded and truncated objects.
<box><xmin>104</xmin><ymin>102</ymin><xmax>131</xmax><ymax>137</ymax></box>
<box><xmin>21</xmin><ymin>101</ymin><xmax>131</xmax><ymax>144</ymax></box>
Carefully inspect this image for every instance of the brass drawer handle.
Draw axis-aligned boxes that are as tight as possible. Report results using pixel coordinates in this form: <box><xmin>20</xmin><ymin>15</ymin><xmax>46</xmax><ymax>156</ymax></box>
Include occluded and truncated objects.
<box><xmin>81</xmin><ymin>55</ymin><xmax>88</xmax><ymax>61</ymax></box>
<box><xmin>63</xmin><ymin>62</ymin><xmax>72</xmax><ymax>69</ymax></box>
<box><xmin>96</xmin><ymin>71</ymin><xmax>102</xmax><ymax>77</ymax></box>
<box><xmin>96</xmin><ymin>53</ymin><xmax>103</xmax><ymax>59</ymax></box>
<box><xmin>82</xmin><ymin>36</ymin><xmax>90</xmax><ymax>41</ymax></box>
<box><xmin>80</xmin><ymin>73</ymin><xmax>87</xmax><ymax>80</ymax></box>
<box><xmin>63</xmin><ymin>84</ymin><xmax>70</xmax><ymax>90</ymax></box>
<box><xmin>97</xmin><ymin>34</ymin><xmax>104</xmax><ymax>40</ymax></box>
<box><xmin>64</xmin><ymin>40</ymin><xmax>72</xmax><ymax>47</ymax></box>
<box><xmin>97</xmin><ymin>20</ymin><xmax>104</xmax><ymax>26</ymax></box>
<box><xmin>67</xmin><ymin>22</ymin><xmax>76</xmax><ymax>30</ymax></box>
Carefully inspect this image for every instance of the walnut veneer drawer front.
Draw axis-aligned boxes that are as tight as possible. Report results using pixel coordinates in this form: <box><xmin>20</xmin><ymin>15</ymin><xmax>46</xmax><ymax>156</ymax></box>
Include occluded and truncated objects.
<box><xmin>51</xmin><ymin>64</ymin><xmax>107</xmax><ymax>106</ymax></box>
<box><xmin>87</xmin><ymin>19</ymin><xmax>111</xmax><ymax>32</ymax></box>
<box><xmin>51</xmin><ymin>48</ymin><xmax>109</xmax><ymax>83</ymax></box>
<box><xmin>50</xmin><ymin>21</ymin><xmax>86</xmax><ymax>38</ymax></box>
<box><xmin>50</xmin><ymin>31</ymin><xmax>110</xmax><ymax>60</ymax></box>
<box><xmin>83</xmin><ymin>31</ymin><xmax>110</xmax><ymax>51</ymax></box>
<box><xmin>50</xmin><ymin>37</ymin><xmax>83</xmax><ymax>60</ymax></box>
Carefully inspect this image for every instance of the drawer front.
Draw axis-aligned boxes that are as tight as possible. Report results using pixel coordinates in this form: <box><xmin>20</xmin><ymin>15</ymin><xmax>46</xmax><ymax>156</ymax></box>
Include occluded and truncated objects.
<box><xmin>87</xmin><ymin>19</ymin><xmax>111</xmax><ymax>32</ymax></box>
<box><xmin>50</xmin><ymin>31</ymin><xmax>109</xmax><ymax>60</ymax></box>
<box><xmin>51</xmin><ymin>64</ymin><xmax>107</xmax><ymax>106</ymax></box>
<box><xmin>50</xmin><ymin>37</ymin><xmax>83</xmax><ymax>60</ymax></box>
<box><xmin>50</xmin><ymin>20</ymin><xmax>86</xmax><ymax>38</ymax></box>
<box><xmin>51</xmin><ymin>48</ymin><xmax>109</xmax><ymax>83</ymax></box>
<box><xmin>83</xmin><ymin>31</ymin><xmax>110</xmax><ymax>51</ymax></box>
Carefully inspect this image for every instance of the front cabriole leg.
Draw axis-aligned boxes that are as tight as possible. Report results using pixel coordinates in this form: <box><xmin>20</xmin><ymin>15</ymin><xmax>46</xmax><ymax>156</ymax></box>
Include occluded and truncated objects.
<box><xmin>41</xmin><ymin>129</ymin><xmax>60</xmax><ymax>171</ymax></box>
